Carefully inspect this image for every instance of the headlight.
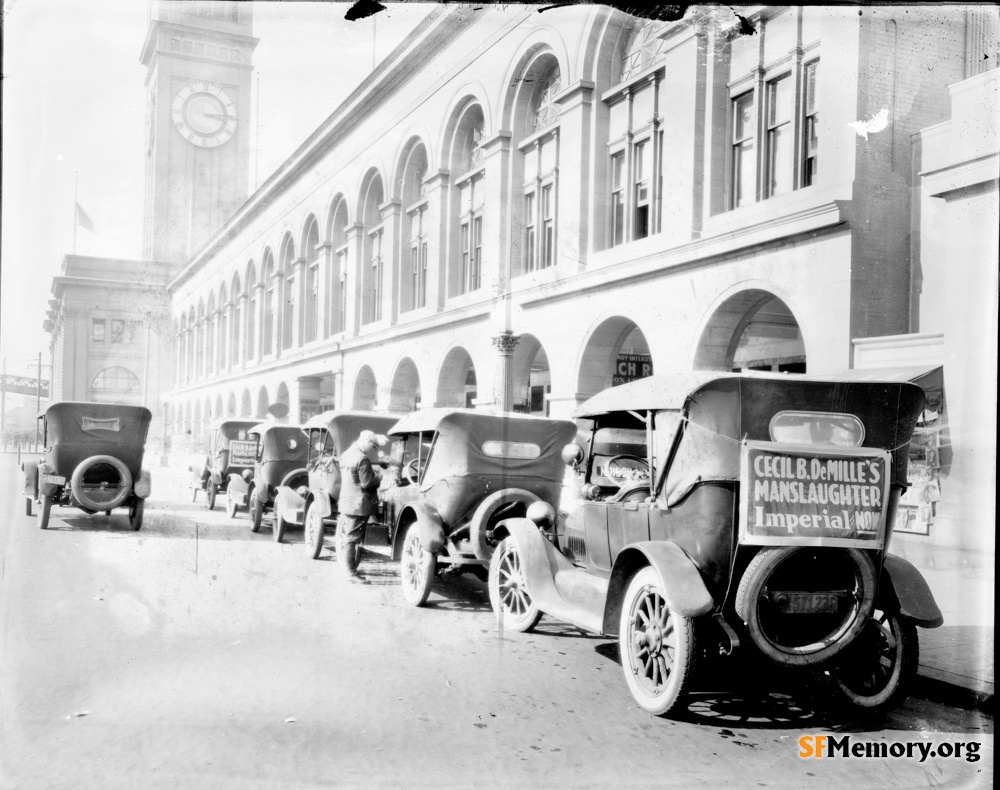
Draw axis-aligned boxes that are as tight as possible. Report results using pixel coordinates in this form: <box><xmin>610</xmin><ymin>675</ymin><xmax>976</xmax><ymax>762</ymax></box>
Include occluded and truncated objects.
<box><xmin>296</xmin><ymin>485</ymin><xmax>309</xmax><ymax>498</ymax></box>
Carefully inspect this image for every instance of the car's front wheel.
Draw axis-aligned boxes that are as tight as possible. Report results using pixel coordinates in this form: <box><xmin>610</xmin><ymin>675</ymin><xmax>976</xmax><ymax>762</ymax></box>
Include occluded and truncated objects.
<box><xmin>249</xmin><ymin>489</ymin><xmax>263</xmax><ymax>533</ymax></box>
<box><xmin>400</xmin><ymin>523</ymin><xmax>435</xmax><ymax>607</ymax></box>
<box><xmin>225</xmin><ymin>493</ymin><xmax>238</xmax><ymax>519</ymax></box>
<box><xmin>304</xmin><ymin>503</ymin><xmax>325</xmax><ymax>560</ymax></box>
<box><xmin>831</xmin><ymin>610</ymin><xmax>918</xmax><ymax>712</ymax></box>
<box><xmin>619</xmin><ymin>566</ymin><xmax>696</xmax><ymax>717</ymax></box>
<box><xmin>37</xmin><ymin>494</ymin><xmax>52</xmax><ymax>530</ymax></box>
<box><xmin>25</xmin><ymin>497</ymin><xmax>32</xmax><ymax>517</ymax></box>
<box><xmin>129</xmin><ymin>498</ymin><xmax>144</xmax><ymax>531</ymax></box>
<box><xmin>206</xmin><ymin>480</ymin><xmax>217</xmax><ymax>510</ymax></box>
<box><xmin>488</xmin><ymin>537</ymin><xmax>541</xmax><ymax>632</ymax></box>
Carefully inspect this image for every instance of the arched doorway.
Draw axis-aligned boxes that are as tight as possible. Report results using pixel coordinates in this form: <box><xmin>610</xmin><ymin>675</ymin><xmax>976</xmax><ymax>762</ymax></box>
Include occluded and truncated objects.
<box><xmin>352</xmin><ymin>366</ymin><xmax>378</xmax><ymax>411</ymax></box>
<box><xmin>389</xmin><ymin>358</ymin><xmax>421</xmax><ymax>412</ymax></box>
<box><xmin>512</xmin><ymin>334</ymin><xmax>550</xmax><ymax>416</ymax></box>
<box><xmin>90</xmin><ymin>366</ymin><xmax>142</xmax><ymax>405</ymax></box>
<box><xmin>577</xmin><ymin>317</ymin><xmax>653</xmax><ymax>400</ymax></box>
<box><xmin>227</xmin><ymin>392</ymin><xmax>237</xmax><ymax>417</ymax></box>
<box><xmin>256</xmin><ymin>386</ymin><xmax>270</xmax><ymax>419</ymax></box>
<box><xmin>240</xmin><ymin>389</ymin><xmax>252</xmax><ymax>417</ymax></box>
<box><xmin>436</xmin><ymin>347</ymin><xmax>477</xmax><ymax>408</ymax></box>
<box><xmin>695</xmin><ymin>290</ymin><xmax>806</xmax><ymax>372</ymax></box>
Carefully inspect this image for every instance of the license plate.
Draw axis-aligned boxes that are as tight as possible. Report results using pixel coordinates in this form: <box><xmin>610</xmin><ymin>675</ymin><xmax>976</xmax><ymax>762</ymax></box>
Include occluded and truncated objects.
<box><xmin>43</xmin><ymin>474</ymin><xmax>66</xmax><ymax>485</ymax></box>
<box><xmin>770</xmin><ymin>592</ymin><xmax>840</xmax><ymax>614</ymax></box>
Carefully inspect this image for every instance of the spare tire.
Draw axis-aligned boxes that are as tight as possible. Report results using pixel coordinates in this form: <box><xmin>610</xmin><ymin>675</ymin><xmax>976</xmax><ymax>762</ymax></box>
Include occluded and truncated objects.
<box><xmin>469</xmin><ymin>488</ymin><xmax>540</xmax><ymax>561</ymax></box>
<box><xmin>70</xmin><ymin>455</ymin><xmax>132</xmax><ymax>512</ymax></box>
<box><xmin>735</xmin><ymin>547</ymin><xmax>877</xmax><ymax>667</ymax></box>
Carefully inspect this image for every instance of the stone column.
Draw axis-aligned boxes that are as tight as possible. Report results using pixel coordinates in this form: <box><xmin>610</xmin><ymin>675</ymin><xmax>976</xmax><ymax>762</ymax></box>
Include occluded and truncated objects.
<box><xmin>379</xmin><ymin>198</ymin><xmax>402</xmax><ymax>324</ymax></box>
<box><xmin>491</xmin><ymin>331</ymin><xmax>520</xmax><ymax>414</ymax></box>
<box><xmin>478</xmin><ymin>131</ymin><xmax>513</xmax><ymax>289</ymax></box>
<box><xmin>344</xmin><ymin>222</ymin><xmax>365</xmax><ymax>336</ymax></box>
<box><xmin>422</xmin><ymin>169</ymin><xmax>450</xmax><ymax>309</ymax></box>
<box><xmin>316</xmin><ymin>241</ymin><xmax>333</xmax><ymax>339</ymax></box>
<box><xmin>554</xmin><ymin>80</ymin><xmax>595</xmax><ymax>271</ymax></box>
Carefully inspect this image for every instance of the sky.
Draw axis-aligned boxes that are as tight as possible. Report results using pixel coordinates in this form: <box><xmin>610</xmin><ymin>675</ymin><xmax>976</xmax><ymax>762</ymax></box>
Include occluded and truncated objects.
<box><xmin>0</xmin><ymin>0</ymin><xmax>435</xmax><ymax>386</ymax></box>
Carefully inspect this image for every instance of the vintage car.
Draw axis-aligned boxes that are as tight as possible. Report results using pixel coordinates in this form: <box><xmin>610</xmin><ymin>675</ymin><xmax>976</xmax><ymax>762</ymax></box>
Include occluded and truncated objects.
<box><xmin>22</xmin><ymin>401</ymin><xmax>153</xmax><ymax>531</ymax></box>
<box><xmin>489</xmin><ymin>372</ymin><xmax>942</xmax><ymax>716</ymax></box>
<box><xmin>189</xmin><ymin>418</ymin><xmax>259</xmax><ymax>510</ymax></box>
<box><xmin>378</xmin><ymin>409</ymin><xmax>578</xmax><ymax>606</ymax></box>
<box><xmin>294</xmin><ymin>412</ymin><xmax>400</xmax><ymax>557</ymax></box>
<box><xmin>224</xmin><ymin>423</ymin><xmax>309</xmax><ymax>541</ymax></box>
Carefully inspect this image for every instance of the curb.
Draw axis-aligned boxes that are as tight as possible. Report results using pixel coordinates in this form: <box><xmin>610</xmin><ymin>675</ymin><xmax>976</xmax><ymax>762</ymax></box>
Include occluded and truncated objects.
<box><xmin>914</xmin><ymin>670</ymin><xmax>994</xmax><ymax>713</ymax></box>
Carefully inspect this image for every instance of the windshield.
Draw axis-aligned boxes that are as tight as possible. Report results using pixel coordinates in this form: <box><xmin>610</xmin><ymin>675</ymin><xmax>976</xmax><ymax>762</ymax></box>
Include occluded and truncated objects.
<box><xmin>589</xmin><ymin>425</ymin><xmax>648</xmax><ymax>488</ymax></box>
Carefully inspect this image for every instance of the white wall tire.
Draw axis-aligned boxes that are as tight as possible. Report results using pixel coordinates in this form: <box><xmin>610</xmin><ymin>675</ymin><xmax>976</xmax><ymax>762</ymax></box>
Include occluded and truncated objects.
<box><xmin>488</xmin><ymin>537</ymin><xmax>541</xmax><ymax>632</ymax></box>
<box><xmin>619</xmin><ymin>566</ymin><xmax>696</xmax><ymax>717</ymax></box>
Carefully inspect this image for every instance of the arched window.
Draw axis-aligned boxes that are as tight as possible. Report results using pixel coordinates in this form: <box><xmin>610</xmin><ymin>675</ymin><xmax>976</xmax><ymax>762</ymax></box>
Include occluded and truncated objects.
<box><xmin>280</xmin><ymin>235</ymin><xmax>295</xmax><ymax>351</ymax></box>
<box><xmin>511</xmin><ymin>57</ymin><xmax>561</xmax><ymax>277</ymax></box>
<box><xmin>231</xmin><ymin>273</ymin><xmax>242</xmax><ymax>366</ymax></box>
<box><xmin>619</xmin><ymin>20</ymin><xmax>667</xmax><ymax>83</ymax></box>
<box><xmin>329</xmin><ymin>199</ymin><xmax>349</xmax><ymax>335</ymax></box>
<box><xmin>206</xmin><ymin>293</ymin><xmax>216</xmax><ymax>374</ymax></box>
<box><xmin>401</xmin><ymin>144</ymin><xmax>429</xmax><ymax>312</ymax></box>
<box><xmin>360</xmin><ymin>174</ymin><xmax>385</xmax><ymax>325</ymax></box>
<box><xmin>91</xmin><ymin>366</ymin><xmax>141</xmax><ymax>404</ymax></box>
<box><xmin>450</xmin><ymin>104</ymin><xmax>485</xmax><ymax>296</ymax></box>
<box><xmin>303</xmin><ymin>219</ymin><xmax>320</xmax><ymax>343</ymax></box>
<box><xmin>245</xmin><ymin>265</ymin><xmax>257</xmax><ymax>362</ymax></box>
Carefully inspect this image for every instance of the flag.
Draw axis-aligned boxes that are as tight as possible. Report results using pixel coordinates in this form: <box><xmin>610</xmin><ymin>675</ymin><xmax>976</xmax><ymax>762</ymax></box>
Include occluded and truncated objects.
<box><xmin>75</xmin><ymin>202</ymin><xmax>95</xmax><ymax>232</ymax></box>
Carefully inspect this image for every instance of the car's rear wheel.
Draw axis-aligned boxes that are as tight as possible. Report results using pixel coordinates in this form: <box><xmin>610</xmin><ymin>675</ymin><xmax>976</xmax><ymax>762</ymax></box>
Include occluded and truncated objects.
<box><xmin>225</xmin><ymin>493</ymin><xmax>238</xmax><ymax>519</ymax></box>
<box><xmin>468</xmin><ymin>488</ymin><xmax>540</xmax><ymax>561</ymax></box>
<box><xmin>191</xmin><ymin>485</ymin><xmax>198</xmax><ymax>503</ymax></box>
<box><xmin>25</xmin><ymin>497</ymin><xmax>32</xmax><ymax>517</ymax></box>
<box><xmin>206</xmin><ymin>480</ymin><xmax>217</xmax><ymax>510</ymax></box>
<box><xmin>401</xmin><ymin>523</ymin><xmax>434</xmax><ymax>607</ymax></box>
<box><xmin>735</xmin><ymin>547</ymin><xmax>877</xmax><ymax>667</ymax></box>
<box><xmin>831</xmin><ymin>610</ymin><xmax>917</xmax><ymax>712</ymax></box>
<box><xmin>619</xmin><ymin>566</ymin><xmax>695</xmax><ymax>716</ymax></box>
<box><xmin>249</xmin><ymin>488</ymin><xmax>263</xmax><ymax>533</ymax></box>
<box><xmin>129</xmin><ymin>498</ymin><xmax>144</xmax><ymax>531</ymax></box>
<box><xmin>273</xmin><ymin>509</ymin><xmax>287</xmax><ymax>543</ymax></box>
<box><xmin>488</xmin><ymin>537</ymin><xmax>541</xmax><ymax>632</ymax></box>
<box><xmin>37</xmin><ymin>494</ymin><xmax>52</xmax><ymax>530</ymax></box>
<box><xmin>304</xmin><ymin>503</ymin><xmax>325</xmax><ymax>560</ymax></box>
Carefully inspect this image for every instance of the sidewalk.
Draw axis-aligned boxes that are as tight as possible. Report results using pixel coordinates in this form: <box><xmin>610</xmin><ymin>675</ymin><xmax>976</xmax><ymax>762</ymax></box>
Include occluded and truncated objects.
<box><xmin>892</xmin><ymin>539</ymin><xmax>995</xmax><ymax>710</ymax></box>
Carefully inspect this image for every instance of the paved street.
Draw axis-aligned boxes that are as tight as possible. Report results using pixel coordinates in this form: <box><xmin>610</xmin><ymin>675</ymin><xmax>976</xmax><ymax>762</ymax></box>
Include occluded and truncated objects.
<box><xmin>0</xmin><ymin>454</ymin><xmax>992</xmax><ymax>789</ymax></box>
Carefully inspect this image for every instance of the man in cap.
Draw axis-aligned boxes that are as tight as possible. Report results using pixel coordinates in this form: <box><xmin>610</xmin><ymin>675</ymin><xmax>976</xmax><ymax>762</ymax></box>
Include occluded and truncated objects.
<box><xmin>336</xmin><ymin>429</ymin><xmax>388</xmax><ymax>583</ymax></box>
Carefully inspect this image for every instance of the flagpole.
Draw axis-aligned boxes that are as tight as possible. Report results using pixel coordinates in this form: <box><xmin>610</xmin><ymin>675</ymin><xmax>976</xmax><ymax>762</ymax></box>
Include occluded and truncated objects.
<box><xmin>73</xmin><ymin>172</ymin><xmax>79</xmax><ymax>255</ymax></box>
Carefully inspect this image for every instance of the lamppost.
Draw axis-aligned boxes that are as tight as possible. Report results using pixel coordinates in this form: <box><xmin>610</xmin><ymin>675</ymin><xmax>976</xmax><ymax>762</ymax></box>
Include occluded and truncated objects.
<box><xmin>490</xmin><ymin>286</ymin><xmax>522</xmax><ymax>414</ymax></box>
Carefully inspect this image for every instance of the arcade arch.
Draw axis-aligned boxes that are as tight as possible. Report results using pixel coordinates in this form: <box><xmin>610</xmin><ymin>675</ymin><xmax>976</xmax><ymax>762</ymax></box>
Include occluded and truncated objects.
<box><xmin>577</xmin><ymin>317</ymin><xmax>652</xmax><ymax>399</ymax></box>
<box><xmin>436</xmin><ymin>347</ymin><xmax>477</xmax><ymax>408</ymax></box>
<box><xmin>694</xmin><ymin>290</ymin><xmax>806</xmax><ymax>372</ymax></box>
<box><xmin>389</xmin><ymin>358</ymin><xmax>421</xmax><ymax>412</ymax></box>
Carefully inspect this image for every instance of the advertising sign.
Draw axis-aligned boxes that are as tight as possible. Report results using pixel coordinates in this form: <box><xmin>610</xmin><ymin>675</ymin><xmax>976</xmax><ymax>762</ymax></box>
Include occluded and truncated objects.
<box><xmin>738</xmin><ymin>441</ymin><xmax>890</xmax><ymax>548</ymax></box>
<box><xmin>229</xmin><ymin>439</ymin><xmax>257</xmax><ymax>467</ymax></box>
<box><xmin>612</xmin><ymin>354</ymin><xmax>652</xmax><ymax>386</ymax></box>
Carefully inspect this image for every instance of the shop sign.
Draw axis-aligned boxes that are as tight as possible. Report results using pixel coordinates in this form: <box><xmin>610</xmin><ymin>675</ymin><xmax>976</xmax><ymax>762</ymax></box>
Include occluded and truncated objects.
<box><xmin>613</xmin><ymin>354</ymin><xmax>652</xmax><ymax>386</ymax></box>
<box><xmin>738</xmin><ymin>441</ymin><xmax>890</xmax><ymax>548</ymax></box>
<box><xmin>229</xmin><ymin>439</ymin><xmax>257</xmax><ymax>467</ymax></box>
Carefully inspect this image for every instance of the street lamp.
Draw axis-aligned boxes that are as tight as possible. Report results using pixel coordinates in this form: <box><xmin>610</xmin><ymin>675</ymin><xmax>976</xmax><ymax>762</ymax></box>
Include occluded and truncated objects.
<box><xmin>490</xmin><ymin>287</ymin><xmax>524</xmax><ymax>414</ymax></box>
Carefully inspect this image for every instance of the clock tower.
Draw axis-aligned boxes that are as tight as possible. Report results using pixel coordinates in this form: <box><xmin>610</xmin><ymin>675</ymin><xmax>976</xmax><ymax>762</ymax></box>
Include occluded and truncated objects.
<box><xmin>140</xmin><ymin>1</ymin><xmax>257</xmax><ymax>271</ymax></box>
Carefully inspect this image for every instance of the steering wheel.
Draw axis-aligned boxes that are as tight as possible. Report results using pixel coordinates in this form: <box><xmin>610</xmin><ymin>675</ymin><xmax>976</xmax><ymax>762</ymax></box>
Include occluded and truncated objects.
<box><xmin>603</xmin><ymin>455</ymin><xmax>649</xmax><ymax>489</ymax></box>
<box><xmin>405</xmin><ymin>458</ymin><xmax>422</xmax><ymax>485</ymax></box>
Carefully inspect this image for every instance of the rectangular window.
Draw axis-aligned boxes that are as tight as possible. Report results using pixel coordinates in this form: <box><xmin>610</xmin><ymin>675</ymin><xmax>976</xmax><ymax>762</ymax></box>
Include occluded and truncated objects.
<box><xmin>803</xmin><ymin>61</ymin><xmax>819</xmax><ymax>187</ymax></box>
<box><xmin>460</xmin><ymin>222</ymin><xmax>470</xmax><ymax>294</ymax></box>
<box><xmin>634</xmin><ymin>141</ymin><xmax>650</xmax><ymax>239</ymax></box>
<box><xmin>471</xmin><ymin>216</ymin><xmax>483</xmax><ymax>291</ymax></box>
<box><xmin>92</xmin><ymin>319</ymin><xmax>105</xmax><ymax>343</ymax></box>
<box><xmin>610</xmin><ymin>153</ymin><xmax>625</xmax><ymax>246</ymax></box>
<box><xmin>524</xmin><ymin>192</ymin><xmax>536</xmax><ymax>272</ymax></box>
<box><xmin>110</xmin><ymin>319</ymin><xmax>125</xmax><ymax>343</ymax></box>
<box><xmin>338</xmin><ymin>273</ymin><xmax>347</xmax><ymax>333</ymax></box>
<box><xmin>541</xmin><ymin>185</ymin><xmax>554</xmax><ymax>268</ymax></box>
<box><xmin>370</xmin><ymin>232</ymin><xmax>383</xmax><ymax>322</ymax></box>
<box><xmin>419</xmin><ymin>241</ymin><xmax>427</xmax><ymax>308</ymax></box>
<box><xmin>765</xmin><ymin>75</ymin><xmax>793</xmax><ymax>197</ymax></box>
<box><xmin>731</xmin><ymin>92</ymin><xmax>756</xmax><ymax>209</ymax></box>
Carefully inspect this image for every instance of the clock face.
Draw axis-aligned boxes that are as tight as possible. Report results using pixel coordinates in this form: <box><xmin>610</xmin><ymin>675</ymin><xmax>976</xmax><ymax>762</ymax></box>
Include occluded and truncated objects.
<box><xmin>172</xmin><ymin>82</ymin><xmax>237</xmax><ymax>148</ymax></box>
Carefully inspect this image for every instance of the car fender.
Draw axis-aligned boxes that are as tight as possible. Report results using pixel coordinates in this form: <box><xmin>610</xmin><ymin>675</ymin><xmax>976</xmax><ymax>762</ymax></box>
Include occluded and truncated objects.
<box><xmin>36</xmin><ymin>462</ymin><xmax>64</xmax><ymax>497</ymax></box>
<box><xmin>311</xmin><ymin>493</ymin><xmax>334</xmax><ymax>520</ymax></box>
<box><xmin>22</xmin><ymin>460</ymin><xmax>39</xmax><ymax>499</ymax></box>
<box><xmin>210</xmin><ymin>469</ymin><xmax>224</xmax><ymax>487</ymax></box>
<box><xmin>134</xmin><ymin>470</ymin><xmax>152</xmax><ymax>499</ymax></box>
<box><xmin>501</xmin><ymin>517</ymin><xmax>605</xmax><ymax>629</ymax></box>
<box><xmin>880</xmin><ymin>554</ymin><xmax>944</xmax><ymax>628</ymax></box>
<box><xmin>413</xmin><ymin>501</ymin><xmax>445</xmax><ymax>554</ymax></box>
<box><xmin>228</xmin><ymin>474</ymin><xmax>249</xmax><ymax>495</ymax></box>
<box><xmin>273</xmin><ymin>485</ymin><xmax>306</xmax><ymax>525</ymax></box>
<box><xmin>280</xmin><ymin>467</ymin><xmax>309</xmax><ymax>488</ymax></box>
<box><xmin>602</xmin><ymin>542</ymin><xmax>715</xmax><ymax>635</ymax></box>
